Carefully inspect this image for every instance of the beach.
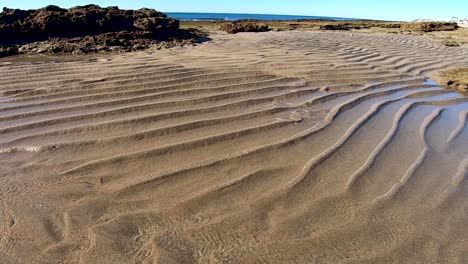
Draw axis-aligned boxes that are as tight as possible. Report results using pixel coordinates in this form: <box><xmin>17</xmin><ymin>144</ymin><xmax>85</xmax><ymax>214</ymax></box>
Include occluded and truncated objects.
<box><xmin>0</xmin><ymin>30</ymin><xmax>467</xmax><ymax>263</ymax></box>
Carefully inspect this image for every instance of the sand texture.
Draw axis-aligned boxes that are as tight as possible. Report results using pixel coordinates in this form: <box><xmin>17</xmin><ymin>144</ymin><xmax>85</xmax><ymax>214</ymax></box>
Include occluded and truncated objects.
<box><xmin>0</xmin><ymin>31</ymin><xmax>468</xmax><ymax>263</ymax></box>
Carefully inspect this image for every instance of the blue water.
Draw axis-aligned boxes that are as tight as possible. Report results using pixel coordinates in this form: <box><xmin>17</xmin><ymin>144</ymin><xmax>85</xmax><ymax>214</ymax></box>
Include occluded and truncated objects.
<box><xmin>166</xmin><ymin>12</ymin><xmax>358</xmax><ymax>21</ymax></box>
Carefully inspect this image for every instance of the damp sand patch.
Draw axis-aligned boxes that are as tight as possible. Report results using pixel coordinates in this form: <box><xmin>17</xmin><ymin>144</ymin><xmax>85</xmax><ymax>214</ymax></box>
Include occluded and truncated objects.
<box><xmin>430</xmin><ymin>68</ymin><xmax>468</xmax><ymax>94</ymax></box>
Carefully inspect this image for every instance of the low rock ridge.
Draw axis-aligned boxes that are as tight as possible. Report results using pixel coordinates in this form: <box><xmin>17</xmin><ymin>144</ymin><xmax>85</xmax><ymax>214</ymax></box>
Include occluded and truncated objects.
<box><xmin>220</xmin><ymin>19</ymin><xmax>270</xmax><ymax>34</ymax></box>
<box><xmin>218</xmin><ymin>20</ymin><xmax>459</xmax><ymax>33</ymax></box>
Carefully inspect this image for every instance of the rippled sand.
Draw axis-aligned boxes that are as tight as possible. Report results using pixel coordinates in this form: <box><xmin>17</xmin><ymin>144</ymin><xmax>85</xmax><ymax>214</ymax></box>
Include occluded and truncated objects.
<box><xmin>0</xmin><ymin>31</ymin><xmax>467</xmax><ymax>263</ymax></box>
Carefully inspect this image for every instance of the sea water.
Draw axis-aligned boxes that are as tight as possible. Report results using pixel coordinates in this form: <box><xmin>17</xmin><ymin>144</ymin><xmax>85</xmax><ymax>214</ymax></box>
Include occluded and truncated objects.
<box><xmin>166</xmin><ymin>12</ymin><xmax>358</xmax><ymax>21</ymax></box>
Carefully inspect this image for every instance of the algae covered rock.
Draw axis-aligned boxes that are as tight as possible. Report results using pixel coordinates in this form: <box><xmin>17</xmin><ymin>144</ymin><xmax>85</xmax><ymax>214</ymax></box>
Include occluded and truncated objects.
<box><xmin>220</xmin><ymin>19</ymin><xmax>269</xmax><ymax>34</ymax></box>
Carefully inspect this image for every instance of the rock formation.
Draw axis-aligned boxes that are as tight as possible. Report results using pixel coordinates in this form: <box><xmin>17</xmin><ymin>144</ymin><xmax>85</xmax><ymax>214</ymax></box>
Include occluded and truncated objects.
<box><xmin>220</xmin><ymin>19</ymin><xmax>269</xmax><ymax>34</ymax></box>
<box><xmin>0</xmin><ymin>5</ymin><xmax>201</xmax><ymax>57</ymax></box>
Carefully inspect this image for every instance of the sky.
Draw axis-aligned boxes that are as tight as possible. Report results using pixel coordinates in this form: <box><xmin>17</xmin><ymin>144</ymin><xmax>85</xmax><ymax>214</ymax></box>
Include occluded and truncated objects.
<box><xmin>2</xmin><ymin>1</ymin><xmax>467</xmax><ymax>22</ymax></box>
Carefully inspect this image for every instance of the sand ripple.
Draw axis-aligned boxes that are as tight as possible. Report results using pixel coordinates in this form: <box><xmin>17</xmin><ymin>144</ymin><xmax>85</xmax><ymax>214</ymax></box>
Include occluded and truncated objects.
<box><xmin>0</xmin><ymin>31</ymin><xmax>467</xmax><ymax>263</ymax></box>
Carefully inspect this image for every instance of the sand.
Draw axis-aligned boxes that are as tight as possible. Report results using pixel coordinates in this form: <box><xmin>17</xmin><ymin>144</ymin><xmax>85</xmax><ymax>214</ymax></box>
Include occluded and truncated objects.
<box><xmin>430</xmin><ymin>68</ymin><xmax>468</xmax><ymax>94</ymax></box>
<box><xmin>0</xmin><ymin>31</ymin><xmax>467</xmax><ymax>263</ymax></box>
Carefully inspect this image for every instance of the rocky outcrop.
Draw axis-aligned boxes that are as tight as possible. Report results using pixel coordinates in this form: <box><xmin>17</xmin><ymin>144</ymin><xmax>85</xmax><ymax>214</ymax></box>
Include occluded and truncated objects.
<box><xmin>17</xmin><ymin>31</ymin><xmax>199</xmax><ymax>55</ymax></box>
<box><xmin>400</xmin><ymin>22</ymin><xmax>458</xmax><ymax>32</ymax></box>
<box><xmin>220</xmin><ymin>19</ymin><xmax>269</xmax><ymax>34</ymax></box>
<box><xmin>216</xmin><ymin>20</ymin><xmax>457</xmax><ymax>32</ymax></box>
<box><xmin>0</xmin><ymin>5</ymin><xmax>202</xmax><ymax>57</ymax></box>
<box><xmin>0</xmin><ymin>5</ymin><xmax>179</xmax><ymax>42</ymax></box>
<box><xmin>133</xmin><ymin>17</ymin><xmax>179</xmax><ymax>33</ymax></box>
<box><xmin>318</xmin><ymin>24</ymin><xmax>352</xmax><ymax>30</ymax></box>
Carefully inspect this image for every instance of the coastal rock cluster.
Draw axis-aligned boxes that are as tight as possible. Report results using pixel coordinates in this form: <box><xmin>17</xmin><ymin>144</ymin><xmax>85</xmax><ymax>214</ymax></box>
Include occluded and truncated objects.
<box><xmin>400</xmin><ymin>22</ymin><xmax>459</xmax><ymax>32</ymax></box>
<box><xmin>316</xmin><ymin>21</ymin><xmax>401</xmax><ymax>30</ymax></box>
<box><xmin>0</xmin><ymin>5</ymin><xmax>200</xmax><ymax>57</ymax></box>
<box><xmin>303</xmin><ymin>21</ymin><xmax>458</xmax><ymax>31</ymax></box>
<box><xmin>218</xmin><ymin>19</ymin><xmax>459</xmax><ymax>33</ymax></box>
<box><xmin>220</xmin><ymin>19</ymin><xmax>269</xmax><ymax>34</ymax></box>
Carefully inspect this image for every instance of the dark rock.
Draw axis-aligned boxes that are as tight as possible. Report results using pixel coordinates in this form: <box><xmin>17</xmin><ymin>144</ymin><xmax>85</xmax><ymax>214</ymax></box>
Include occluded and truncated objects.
<box><xmin>133</xmin><ymin>8</ymin><xmax>167</xmax><ymax>19</ymax></box>
<box><xmin>134</xmin><ymin>17</ymin><xmax>179</xmax><ymax>34</ymax></box>
<box><xmin>42</xmin><ymin>5</ymin><xmax>67</xmax><ymax>12</ymax></box>
<box><xmin>319</xmin><ymin>24</ymin><xmax>351</xmax><ymax>30</ymax></box>
<box><xmin>17</xmin><ymin>29</ymin><xmax>204</xmax><ymax>56</ymax></box>
<box><xmin>0</xmin><ymin>8</ymin><xmax>32</xmax><ymax>24</ymax></box>
<box><xmin>0</xmin><ymin>45</ymin><xmax>18</xmax><ymax>57</ymax></box>
<box><xmin>318</xmin><ymin>22</ymin><xmax>374</xmax><ymax>30</ymax></box>
<box><xmin>0</xmin><ymin>5</ymin><xmax>179</xmax><ymax>43</ymax></box>
<box><xmin>221</xmin><ymin>19</ymin><xmax>269</xmax><ymax>34</ymax></box>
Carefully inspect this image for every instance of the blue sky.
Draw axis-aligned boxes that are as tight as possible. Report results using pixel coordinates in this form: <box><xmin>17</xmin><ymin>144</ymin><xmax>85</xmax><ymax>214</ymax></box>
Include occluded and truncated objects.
<box><xmin>2</xmin><ymin>1</ymin><xmax>467</xmax><ymax>21</ymax></box>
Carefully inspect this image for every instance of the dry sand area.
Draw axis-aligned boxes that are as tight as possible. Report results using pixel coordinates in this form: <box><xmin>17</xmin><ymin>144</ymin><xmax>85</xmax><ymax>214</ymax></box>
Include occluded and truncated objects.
<box><xmin>0</xmin><ymin>31</ymin><xmax>468</xmax><ymax>263</ymax></box>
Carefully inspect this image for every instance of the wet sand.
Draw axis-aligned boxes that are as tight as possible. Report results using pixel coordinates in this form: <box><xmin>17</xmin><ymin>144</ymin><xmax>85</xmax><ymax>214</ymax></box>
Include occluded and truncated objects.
<box><xmin>0</xmin><ymin>31</ymin><xmax>467</xmax><ymax>263</ymax></box>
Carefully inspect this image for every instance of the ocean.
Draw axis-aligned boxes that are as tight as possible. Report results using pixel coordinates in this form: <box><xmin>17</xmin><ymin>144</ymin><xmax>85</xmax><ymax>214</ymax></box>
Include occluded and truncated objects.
<box><xmin>166</xmin><ymin>12</ymin><xmax>357</xmax><ymax>21</ymax></box>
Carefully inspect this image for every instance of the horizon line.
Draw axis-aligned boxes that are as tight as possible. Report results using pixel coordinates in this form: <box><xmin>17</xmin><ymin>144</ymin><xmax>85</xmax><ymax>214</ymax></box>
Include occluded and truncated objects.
<box><xmin>163</xmin><ymin>11</ymin><xmax>409</xmax><ymax>22</ymax></box>
<box><xmin>1</xmin><ymin>6</ymin><xmax>441</xmax><ymax>22</ymax></box>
